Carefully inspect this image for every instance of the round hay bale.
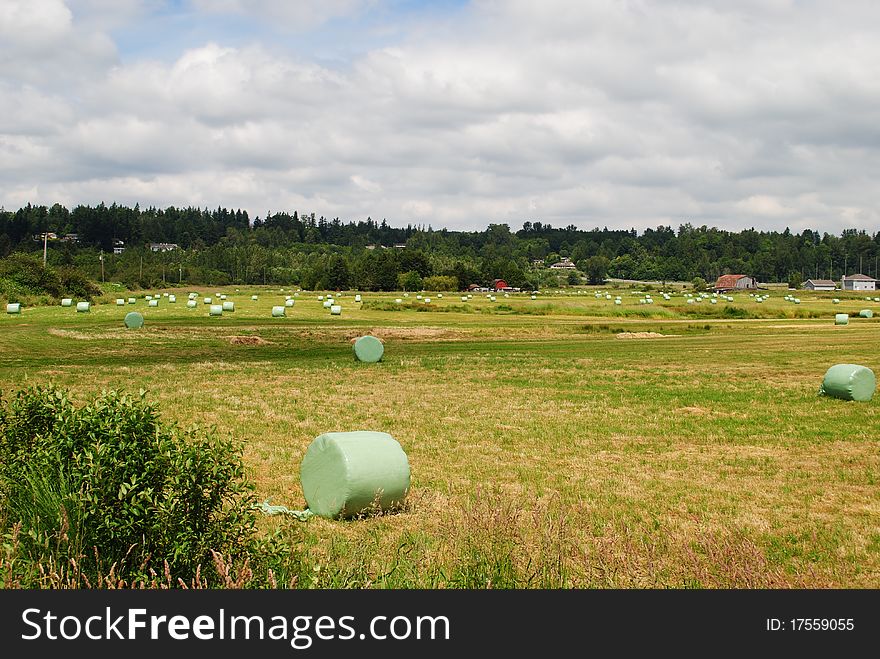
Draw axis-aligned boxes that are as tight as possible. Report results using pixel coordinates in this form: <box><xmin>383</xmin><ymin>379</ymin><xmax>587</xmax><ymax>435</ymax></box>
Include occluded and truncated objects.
<box><xmin>323</xmin><ymin>300</ymin><xmax>332</xmax><ymax>308</ymax></box>
<box><xmin>330</xmin><ymin>304</ymin><xmax>342</xmax><ymax>315</ymax></box>
<box><xmin>251</xmin><ymin>295</ymin><xmax>258</xmax><ymax>301</ymax></box>
<box><xmin>186</xmin><ymin>300</ymin><xmax>197</xmax><ymax>308</ymax></box>
<box><xmin>204</xmin><ymin>297</ymin><xmax>212</xmax><ymax>304</ymax></box>
<box><xmin>222</xmin><ymin>301</ymin><xmax>235</xmax><ymax>312</ymax></box>
<box><xmin>285</xmin><ymin>299</ymin><xmax>294</xmax><ymax>307</ymax></box>
<box><xmin>835</xmin><ymin>313</ymin><xmax>849</xmax><ymax>325</ymax></box>
<box><xmin>76</xmin><ymin>302</ymin><xmax>90</xmax><ymax>313</ymax></box>
<box><xmin>300</xmin><ymin>431</ymin><xmax>410</xmax><ymax>519</ymax></box>
<box><xmin>819</xmin><ymin>364</ymin><xmax>876</xmax><ymax>402</ymax></box>
<box><xmin>531</xmin><ymin>295</ymin><xmax>537</xmax><ymax>300</ymax></box>
<box><xmin>209</xmin><ymin>304</ymin><xmax>223</xmax><ymax>317</ymax></box>
<box><xmin>146</xmin><ymin>295</ymin><xmax>153</xmax><ymax>301</ymax></box>
<box><xmin>614</xmin><ymin>299</ymin><xmax>622</xmax><ymax>305</ymax></box>
<box><xmin>168</xmin><ymin>295</ymin><xmax>176</xmax><ymax>303</ymax></box>
<box><xmin>438</xmin><ymin>293</ymin><xmax>444</xmax><ymax>298</ymax></box>
<box><xmin>461</xmin><ymin>296</ymin><xmax>468</xmax><ymax>302</ymax></box>
<box><xmin>859</xmin><ymin>309</ymin><xmax>873</xmax><ymax>318</ymax></box>
<box><xmin>318</xmin><ymin>295</ymin><xmax>324</xmax><ymax>301</ymax></box>
<box><xmin>395</xmin><ymin>298</ymin><xmax>403</xmax><ymax>304</ymax></box>
<box><xmin>833</xmin><ymin>298</ymin><xmax>840</xmax><ymax>304</ymax></box>
<box><xmin>425</xmin><ymin>298</ymin><xmax>431</xmax><ymax>303</ymax></box>
<box><xmin>353</xmin><ymin>335</ymin><xmax>384</xmax><ymax>363</ymax></box>
<box><xmin>124</xmin><ymin>311</ymin><xmax>144</xmax><ymax>329</ymax></box>
<box><xmin>148</xmin><ymin>299</ymin><xmax>159</xmax><ymax>307</ymax></box>
<box><xmin>128</xmin><ymin>298</ymin><xmax>136</xmax><ymax>304</ymax></box>
<box><xmin>220</xmin><ymin>295</ymin><xmax>227</xmax><ymax>300</ymax></box>
<box><xmin>116</xmin><ymin>298</ymin><xmax>125</xmax><ymax>306</ymax></box>
<box><xmin>6</xmin><ymin>303</ymin><xmax>21</xmax><ymax>314</ymax></box>
<box><xmin>61</xmin><ymin>298</ymin><xmax>73</xmax><ymax>307</ymax></box>
<box><xmin>272</xmin><ymin>306</ymin><xmax>286</xmax><ymax>317</ymax></box>
<box><xmin>355</xmin><ymin>294</ymin><xmax>362</xmax><ymax>302</ymax></box>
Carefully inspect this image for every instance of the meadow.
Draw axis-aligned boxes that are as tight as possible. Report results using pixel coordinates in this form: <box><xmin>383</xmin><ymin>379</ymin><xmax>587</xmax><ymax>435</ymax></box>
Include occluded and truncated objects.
<box><xmin>2</xmin><ymin>285</ymin><xmax>878</xmax><ymax>588</ymax></box>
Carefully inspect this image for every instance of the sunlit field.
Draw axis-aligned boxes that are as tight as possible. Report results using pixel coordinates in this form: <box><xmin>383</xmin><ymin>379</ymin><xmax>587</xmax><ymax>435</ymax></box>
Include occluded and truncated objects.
<box><xmin>2</xmin><ymin>285</ymin><xmax>878</xmax><ymax>587</ymax></box>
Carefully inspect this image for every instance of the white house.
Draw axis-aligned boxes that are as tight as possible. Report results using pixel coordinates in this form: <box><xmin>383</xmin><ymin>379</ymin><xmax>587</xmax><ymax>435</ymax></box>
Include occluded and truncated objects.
<box><xmin>150</xmin><ymin>242</ymin><xmax>180</xmax><ymax>252</ymax></box>
<box><xmin>802</xmin><ymin>279</ymin><xmax>836</xmax><ymax>291</ymax></box>
<box><xmin>841</xmin><ymin>274</ymin><xmax>876</xmax><ymax>291</ymax></box>
<box><xmin>549</xmin><ymin>257</ymin><xmax>576</xmax><ymax>270</ymax></box>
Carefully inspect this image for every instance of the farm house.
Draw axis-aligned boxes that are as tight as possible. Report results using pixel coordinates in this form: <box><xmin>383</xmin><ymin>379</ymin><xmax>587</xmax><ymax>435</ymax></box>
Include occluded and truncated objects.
<box><xmin>713</xmin><ymin>274</ymin><xmax>757</xmax><ymax>291</ymax></box>
<box><xmin>841</xmin><ymin>274</ymin><xmax>877</xmax><ymax>291</ymax></box>
<box><xmin>802</xmin><ymin>279</ymin><xmax>836</xmax><ymax>291</ymax></box>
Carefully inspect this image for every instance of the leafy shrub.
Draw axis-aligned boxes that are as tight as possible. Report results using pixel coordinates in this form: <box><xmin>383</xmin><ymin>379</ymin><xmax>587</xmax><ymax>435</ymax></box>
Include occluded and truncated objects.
<box><xmin>422</xmin><ymin>275</ymin><xmax>458</xmax><ymax>291</ymax></box>
<box><xmin>0</xmin><ymin>387</ymin><xmax>273</xmax><ymax>585</ymax></box>
<box><xmin>58</xmin><ymin>266</ymin><xmax>101</xmax><ymax>298</ymax></box>
<box><xmin>0</xmin><ymin>253</ymin><xmax>62</xmax><ymax>299</ymax></box>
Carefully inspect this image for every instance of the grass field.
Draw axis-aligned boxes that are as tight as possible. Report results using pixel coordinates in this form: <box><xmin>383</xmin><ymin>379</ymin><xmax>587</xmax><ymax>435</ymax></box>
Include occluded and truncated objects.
<box><xmin>2</xmin><ymin>286</ymin><xmax>879</xmax><ymax>587</ymax></box>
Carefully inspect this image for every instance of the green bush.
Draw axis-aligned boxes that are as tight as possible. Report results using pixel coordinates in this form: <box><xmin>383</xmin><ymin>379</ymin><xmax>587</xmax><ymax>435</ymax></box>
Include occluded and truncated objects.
<box><xmin>422</xmin><ymin>275</ymin><xmax>458</xmax><ymax>291</ymax></box>
<box><xmin>0</xmin><ymin>387</ymin><xmax>273</xmax><ymax>585</ymax></box>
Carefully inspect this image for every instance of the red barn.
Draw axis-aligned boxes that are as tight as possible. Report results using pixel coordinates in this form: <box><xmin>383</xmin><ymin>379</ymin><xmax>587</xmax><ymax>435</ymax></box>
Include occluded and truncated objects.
<box><xmin>493</xmin><ymin>279</ymin><xmax>511</xmax><ymax>291</ymax></box>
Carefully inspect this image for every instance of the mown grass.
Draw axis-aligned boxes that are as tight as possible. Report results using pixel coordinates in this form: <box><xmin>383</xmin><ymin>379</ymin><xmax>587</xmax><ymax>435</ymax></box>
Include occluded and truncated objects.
<box><xmin>2</xmin><ymin>286</ymin><xmax>879</xmax><ymax>587</ymax></box>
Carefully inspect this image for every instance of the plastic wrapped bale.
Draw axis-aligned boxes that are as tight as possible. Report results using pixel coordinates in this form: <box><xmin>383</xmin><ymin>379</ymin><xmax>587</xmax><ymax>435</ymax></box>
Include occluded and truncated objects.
<box><xmin>300</xmin><ymin>431</ymin><xmax>410</xmax><ymax>519</ymax></box>
<box><xmin>251</xmin><ymin>295</ymin><xmax>258</xmax><ymax>301</ymax></box>
<box><xmin>395</xmin><ymin>298</ymin><xmax>402</xmax><ymax>304</ymax></box>
<box><xmin>6</xmin><ymin>303</ymin><xmax>21</xmax><ymax>314</ymax></box>
<box><xmin>819</xmin><ymin>364</ymin><xmax>876</xmax><ymax>402</ymax></box>
<box><xmin>186</xmin><ymin>300</ymin><xmax>197</xmax><ymax>308</ymax></box>
<box><xmin>168</xmin><ymin>295</ymin><xmax>176</xmax><ymax>303</ymax></box>
<box><xmin>353</xmin><ymin>335</ymin><xmax>384</xmax><ymax>363</ymax></box>
<box><xmin>146</xmin><ymin>295</ymin><xmax>153</xmax><ymax>301</ymax></box>
<box><xmin>323</xmin><ymin>300</ymin><xmax>333</xmax><ymax>308</ymax></box>
<box><xmin>128</xmin><ymin>298</ymin><xmax>136</xmax><ymax>304</ymax></box>
<box><xmin>835</xmin><ymin>313</ymin><xmax>849</xmax><ymax>325</ymax></box>
<box><xmin>76</xmin><ymin>302</ymin><xmax>90</xmax><ymax>313</ymax></box>
<box><xmin>116</xmin><ymin>298</ymin><xmax>125</xmax><ymax>306</ymax></box>
<box><xmin>61</xmin><ymin>298</ymin><xmax>73</xmax><ymax>307</ymax></box>
<box><xmin>461</xmin><ymin>296</ymin><xmax>468</xmax><ymax>302</ymax></box>
<box><xmin>285</xmin><ymin>299</ymin><xmax>294</xmax><ymax>307</ymax></box>
<box><xmin>220</xmin><ymin>295</ymin><xmax>227</xmax><ymax>300</ymax></box>
<box><xmin>272</xmin><ymin>306</ymin><xmax>286</xmax><ymax>317</ymax></box>
<box><xmin>222</xmin><ymin>301</ymin><xmax>235</xmax><ymax>312</ymax></box>
<box><xmin>355</xmin><ymin>294</ymin><xmax>362</xmax><ymax>302</ymax></box>
<box><xmin>833</xmin><ymin>298</ymin><xmax>840</xmax><ymax>304</ymax></box>
<box><xmin>148</xmin><ymin>299</ymin><xmax>159</xmax><ymax>307</ymax></box>
<box><xmin>209</xmin><ymin>304</ymin><xmax>223</xmax><ymax>317</ymax></box>
<box><xmin>204</xmin><ymin>297</ymin><xmax>212</xmax><ymax>304</ymax></box>
<box><xmin>859</xmin><ymin>309</ymin><xmax>874</xmax><ymax>318</ymax></box>
<box><xmin>531</xmin><ymin>295</ymin><xmax>537</xmax><ymax>300</ymax></box>
<box><xmin>124</xmin><ymin>311</ymin><xmax>144</xmax><ymax>329</ymax></box>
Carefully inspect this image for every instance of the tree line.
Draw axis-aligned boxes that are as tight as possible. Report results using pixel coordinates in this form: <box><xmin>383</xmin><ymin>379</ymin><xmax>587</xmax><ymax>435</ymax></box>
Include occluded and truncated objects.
<box><xmin>2</xmin><ymin>203</ymin><xmax>879</xmax><ymax>290</ymax></box>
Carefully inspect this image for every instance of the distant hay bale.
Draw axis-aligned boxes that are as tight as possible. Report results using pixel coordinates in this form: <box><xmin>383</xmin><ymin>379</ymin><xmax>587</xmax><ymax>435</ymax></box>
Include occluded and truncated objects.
<box><xmin>186</xmin><ymin>300</ymin><xmax>197</xmax><ymax>308</ymax></box>
<box><xmin>148</xmin><ymin>299</ymin><xmax>159</xmax><ymax>307</ymax></box>
<box><xmin>116</xmin><ymin>298</ymin><xmax>125</xmax><ymax>305</ymax></box>
<box><xmin>251</xmin><ymin>295</ymin><xmax>258</xmax><ymax>301</ymax></box>
<box><xmin>330</xmin><ymin>304</ymin><xmax>342</xmax><ymax>315</ymax></box>
<box><xmin>146</xmin><ymin>295</ymin><xmax>153</xmax><ymax>301</ymax></box>
<box><xmin>76</xmin><ymin>302</ymin><xmax>90</xmax><ymax>313</ymax></box>
<box><xmin>859</xmin><ymin>309</ymin><xmax>873</xmax><ymax>318</ymax></box>
<box><xmin>272</xmin><ymin>306</ymin><xmax>286</xmax><ymax>317</ymax></box>
<box><xmin>222</xmin><ymin>301</ymin><xmax>235</xmax><ymax>312</ymax></box>
<box><xmin>220</xmin><ymin>294</ymin><xmax>227</xmax><ymax>300</ymax></box>
<box><xmin>355</xmin><ymin>294</ymin><xmax>362</xmax><ymax>302</ymax></box>
<box><xmin>819</xmin><ymin>364</ymin><xmax>876</xmax><ymax>402</ymax></box>
<box><xmin>353</xmin><ymin>335</ymin><xmax>384</xmax><ymax>363</ymax></box>
<box><xmin>833</xmin><ymin>298</ymin><xmax>840</xmax><ymax>304</ymax></box>
<box><xmin>204</xmin><ymin>297</ymin><xmax>212</xmax><ymax>304</ymax></box>
<box><xmin>124</xmin><ymin>311</ymin><xmax>144</xmax><ymax>329</ymax></box>
<box><xmin>461</xmin><ymin>296</ymin><xmax>468</xmax><ymax>302</ymax></box>
<box><xmin>395</xmin><ymin>298</ymin><xmax>403</xmax><ymax>304</ymax></box>
<box><xmin>285</xmin><ymin>299</ymin><xmax>294</xmax><ymax>307</ymax></box>
<box><xmin>299</xmin><ymin>431</ymin><xmax>409</xmax><ymax>519</ymax></box>
<box><xmin>323</xmin><ymin>300</ymin><xmax>332</xmax><ymax>308</ymax></box>
<box><xmin>128</xmin><ymin>298</ymin><xmax>136</xmax><ymax>304</ymax></box>
<box><xmin>6</xmin><ymin>303</ymin><xmax>21</xmax><ymax>314</ymax></box>
<box><xmin>209</xmin><ymin>304</ymin><xmax>223</xmax><ymax>316</ymax></box>
<box><xmin>61</xmin><ymin>298</ymin><xmax>73</xmax><ymax>307</ymax></box>
<box><xmin>168</xmin><ymin>295</ymin><xmax>176</xmax><ymax>303</ymax></box>
<box><xmin>835</xmin><ymin>313</ymin><xmax>849</xmax><ymax>325</ymax></box>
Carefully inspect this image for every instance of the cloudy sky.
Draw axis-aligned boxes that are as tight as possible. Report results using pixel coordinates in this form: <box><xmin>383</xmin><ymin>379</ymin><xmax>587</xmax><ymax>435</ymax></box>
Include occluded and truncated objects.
<box><xmin>1</xmin><ymin>0</ymin><xmax>878</xmax><ymax>233</ymax></box>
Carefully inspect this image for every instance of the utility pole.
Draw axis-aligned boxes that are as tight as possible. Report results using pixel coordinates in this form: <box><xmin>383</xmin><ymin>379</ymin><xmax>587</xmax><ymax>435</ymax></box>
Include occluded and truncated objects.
<box><xmin>43</xmin><ymin>231</ymin><xmax>48</xmax><ymax>266</ymax></box>
<box><xmin>99</xmin><ymin>251</ymin><xmax>105</xmax><ymax>283</ymax></box>
<box><xmin>179</xmin><ymin>266</ymin><xmax>182</xmax><ymax>283</ymax></box>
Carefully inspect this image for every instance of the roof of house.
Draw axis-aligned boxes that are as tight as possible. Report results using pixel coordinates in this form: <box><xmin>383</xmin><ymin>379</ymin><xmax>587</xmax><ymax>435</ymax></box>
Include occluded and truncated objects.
<box><xmin>805</xmin><ymin>279</ymin><xmax>835</xmax><ymax>286</ymax></box>
<box><xmin>843</xmin><ymin>273</ymin><xmax>876</xmax><ymax>281</ymax></box>
<box><xmin>714</xmin><ymin>274</ymin><xmax>750</xmax><ymax>288</ymax></box>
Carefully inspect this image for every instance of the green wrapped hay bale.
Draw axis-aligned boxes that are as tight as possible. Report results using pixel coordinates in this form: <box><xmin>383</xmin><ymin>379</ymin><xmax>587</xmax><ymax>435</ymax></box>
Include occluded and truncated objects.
<box><xmin>209</xmin><ymin>304</ymin><xmax>223</xmax><ymax>317</ymax></box>
<box><xmin>124</xmin><ymin>311</ymin><xmax>144</xmax><ymax>329</ymax></box>
<box><xmin>330</xmin><ymin>304</ymin><xmax>342</xmax><ymax>315</ymax></box>
<box><xmin>819</xmin><ymin>364</ymin><xmax>876</xmax><ymax>402</ymax></box>
<box><xmin>859</xmin><ymin>309</ymin><xmax>873</xmax><ymax>318</ymax></box>
<box><xmin>222</xmin><ymin>301</ymin><xmax>235</xmax><ymax>312</ymax></box>
<box><xmin>272</xmin><ymin>306</ymin><xmax>286</xmax><ymax>317</ymax></box>
<box><xmin>353</xmin><ymin>335</ymin><xmax>384</xmax><ymax>363</ymax></box>
<box><xmin>61</xmin><ymin>298</ymin><xmax>73</xmax><ymax>307</ymax></box>
<box><xmin>300</xmin><ymin>431</ymin><xmax>410</xmax><ymax>519</ymax></box>
<box><xmin>6</xmin><ymin>303</ymin><xmax>21</xmax><ymax>314</ymax></box>
<box><xmin>835</xmin><ymin>313</ymin><xmax>849</xmax><ymax>325</ymax></box>
<box><xmin>76</xmin><ymin>302</ymin><xmax>90</xmax><ymax>313</ymax></box>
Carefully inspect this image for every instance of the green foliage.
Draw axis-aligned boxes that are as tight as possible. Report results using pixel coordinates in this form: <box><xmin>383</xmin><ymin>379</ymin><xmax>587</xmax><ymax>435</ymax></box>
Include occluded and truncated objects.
<box><xmin>692</xmin><ymin>277</ymin><xmax>708</xmax><ymax>292</ymax></box>
<box><xmin>581</xmin><ymin>255</ymin><xmax>610</xmax><ymax>285</ymax></box>
<box><xmin>0</xmin><ymin>387</ymin><xmax>273</xmax><ymax>585</ymax></box>
<box><xmin>0</xmin><ymin>253</ymin><xmax>99</xmax><ymax>302</ymax></box>
<box><xmin>397</xmin><ymin>270</ymin><xmax>423</xmax><ymax>291</ymax></box>
<box><xmin>423</xmin><ymin>275</ymin><xmax>459</xmax><ymax>291</ymax></box>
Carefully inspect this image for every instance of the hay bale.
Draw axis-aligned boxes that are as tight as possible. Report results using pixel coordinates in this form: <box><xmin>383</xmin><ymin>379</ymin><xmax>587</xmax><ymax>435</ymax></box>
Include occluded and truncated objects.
<box><xmin>819</xmin><ymin>364</ymin><xmax>876</xmax><ymax>402</ymax></box>
<box><xmin>148</xmin><ymin>299</ymin><xmax>159</xmax><ymax>307</ymax></box>
<box><xmin>272</xmin><ymin>306</ymin><xmax>286</xmax><ymax>317</ymax></box>
<box><xmin>461</xmin><ymin>296</ymin><xmax>468</xmax><ymax>302</ymax></box>
<box><xmin>425</xmin><ymin>297</ymin><xmax>431</xmax><ymax>303</ymax></box>
<box><xmin>168</xmin><ymin>295</ymin><xmax>176</xmax><ymax>303</ymax></box>
<box><xmin>128</xmin><ymin>298</ymin><xmax>136</xmax><ymax>304</ymax></box>
<box><xmin>146</xmin><ymin>295</ymin><xmax>153</xmax><ymax>301</ymax></box>
<box><xmin>204</xmin><ymin>297</ymin><xmax>212</xmax><ymax>304</ymax></box>
<box><xmin>209</xmin><ymin>304</ymin><xmax>223</xmax><ymax>316</ymax></box>
<box><xmin>6</xmin><ymin>303</ymin><xmax>21</xmax><ymax>314</ymax></box>
<box><xmin>61</xmin><ymin>298</ymin><xmax>73</xmax><ymax>307</ymax></box>
<box><xmin>76</xmin><ymin>302</ymin><xmax>90</xmax><ymax>313</ymax></box>
<box><xmin>833</xmin><ymin>298</ymin><xmax>840</xmax><ymax>304</ymax></box>
<box><xmin>835</xmin><ymin>313</ymin><xmax>849</xmax><ymax>325</ymax></box>
<box><xmin>330</xmin><ymin>304</ymin><xmax>342</xmax><ymax>315</ymax></box>
<box><xmin>355</xmin><ymin>294</ymin><xmax>362</xmax><ymax>302</ymax></box>
<box><xmin>116</xmin><ymin>298</ymin><xmax>125</xmax><ymax>306</ymax></box>
<box><xmin>220</xmin><ymin>294</ymin><xmax>227</xmax><ymax>300</ymax></box>
<box><xmin>124</xmin><ymin>311</ymin><xmax>144</xmax><ymax>329</ymax></box>
<box><xmin>531</xmin><ymin>295</ymin><xmax>537</xmax><ymax>300</ymax></box>
<box><xmin>353</xmin><ymin>335</ymin><xmax>384</xmax><ymax>363</ymax></box>
<box><xmin>395</xmin><ymin>298</ymin><xmax>403</xmax><ymax>304</ymax></box>
<box><xmin>318</xmin><ymin>295</ymin><xmax>324</xmax><ymax>301</ymax></box>
<box><xmin>251</xmin><ymin>295</ymin><xmax>258</xmax><ymax>301</ymax></box>
<box><xmin>285</xmin><ymin>299</ymin><xmax>294</xmax><ymax>307</ymax></box>
<box><xmin>299</xmin><ymin>431</ymin><xmax>409</xmax><ymax>519</ymax></box>
<box><xmin>859</xmin><ymin>309</ymin><xmax>874</xmax><ymax>318</ymax></box>
<box><xmin>186</xmin><ymin>300</ymin><xmax>197</xmax><ymax>308</ymax></box>
<box><xmin>323</xmin><ymin>300</ymin><xmax>333</xmax><ymax>308</ymax></box>
<box><xmin>222</xmin><ymin>301</ymin><xmax>235</xmax><ymax>312</ymax></box>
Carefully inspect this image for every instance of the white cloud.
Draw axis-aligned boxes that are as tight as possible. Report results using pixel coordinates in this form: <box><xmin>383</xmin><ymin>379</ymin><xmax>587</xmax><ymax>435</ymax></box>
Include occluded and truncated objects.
<box><xmin>2</xmin><ymin>0</ymin><xmax>880</xmax><ymax>233</ymax></box>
